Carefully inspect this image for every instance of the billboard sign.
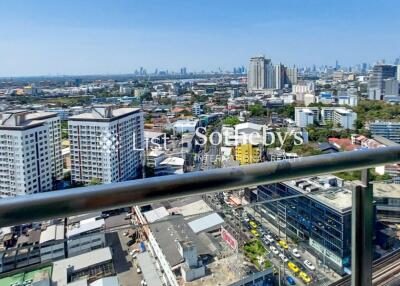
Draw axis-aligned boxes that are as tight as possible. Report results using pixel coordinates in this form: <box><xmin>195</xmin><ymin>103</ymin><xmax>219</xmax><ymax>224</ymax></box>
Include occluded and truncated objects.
<box><xmin>221</xmin><ymin>227</ymin><xmax>238</xmax><ymax>250</ymax></box>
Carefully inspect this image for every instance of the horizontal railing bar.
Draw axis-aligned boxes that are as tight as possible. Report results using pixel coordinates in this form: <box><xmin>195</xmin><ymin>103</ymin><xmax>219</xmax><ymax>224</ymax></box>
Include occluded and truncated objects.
<box><xmin>1</xmin><ymin>146</ymin><xmax>400</xmax><ymax>227</ymax></box>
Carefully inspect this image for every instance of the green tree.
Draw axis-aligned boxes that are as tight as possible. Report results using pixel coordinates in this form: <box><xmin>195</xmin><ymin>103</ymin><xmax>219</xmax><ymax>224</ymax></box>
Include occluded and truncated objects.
<box><xmin>89</xmin><ymin>178</ymin><xmax>102</xmax><ymax>185</ymax></box>
<box><xmin>223</xmin><ymin>116</ymin><xmax>240</xmax><ymax>126</ymax></box>
<box><xmin>249</xmin><ymin>104</ymin><xmax>265</xmax><ymax>116</ymax></box>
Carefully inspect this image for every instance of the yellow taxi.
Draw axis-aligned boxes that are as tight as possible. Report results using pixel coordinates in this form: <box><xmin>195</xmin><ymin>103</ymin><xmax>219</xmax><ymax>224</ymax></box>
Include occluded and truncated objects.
<box><xmin>250</xmin><ymin>229</ymin><xmax>259</xmax><ymax>237</ymax></box>
<box><xmin>299</xmin><ymin>271</ymin><xmax>312</xmax><ymax>284</ymax></box>
<box><xmin>287</xmin><ymin>261</ymin><xmax>300</xmax><ymax>273</ymax></box>
<box><xmin>249</xmin><ymin>221</ymin><xmax>258</xmax><ymax>229</ymax></box>
<box><xmin>278</xmin><ymin>240</ymin><xmax>289</xmax><ymax>249</ymax></box>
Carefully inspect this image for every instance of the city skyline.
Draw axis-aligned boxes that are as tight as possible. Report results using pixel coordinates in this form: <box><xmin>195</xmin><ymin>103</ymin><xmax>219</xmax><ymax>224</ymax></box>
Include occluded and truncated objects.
<box><xmin>1</xmin><ymin>0</ymin><xmax>400</xmax><ymax>77</ymax></box>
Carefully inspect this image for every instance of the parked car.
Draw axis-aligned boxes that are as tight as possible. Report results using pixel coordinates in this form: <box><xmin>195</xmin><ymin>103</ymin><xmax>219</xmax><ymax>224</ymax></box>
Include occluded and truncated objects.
<box><xmin>292</xmin><ymin>248</ymin><xmax>301</xmax><ymax>258</ymax></box>
<box><xmin>299</xmin><ymin>271</ymin><xmax>312</xmax><ymax>284</ymax></box>
<box><xmin>304</xmin><ymin>260</ymin><xmax>316</xmax><ymax>271</ymax></box>
<box><xmin>249</xmin><ymin>221</ymin><xmax>258</xmax><ymax>229</ymax></box>
<box><xmin>136</xmin><ymin>267</ymin><xmax>142</xmax><ymax>274</ymax></box>
<box><xmin>279</xmin><ymin>253</ymin><xmax>289</xmax><ymax>262</ymax></box>
<box><xmin>265</xmin><ymin>234</ymin><xmax>274</xmax><ymax>243</ymax></box>
<box><xmin>270</xmin><ymin>245</ymin><xmax>279</xmax><ymax>255</ymax></box>
<box><xmin>278</xmin><ymin>240</ymin><xmax>289</xmax><ymax>249</ymax></box>
<box><xmin>287</xmin><ymin>262</ymin><xmax>300</xmax><ymax>274</ymax></box>
<box><xmin>286</xmin><ymin>276</ymin><xmax>296</xmax><ymax>285</ymax></box>
<box><xmin>262</xmin><ymin>237</ymin><xmax>270</xmax><ymax>245</ymax></box>
<box><xmin>250</xmin><ymin>229</ymin><xmax>259</xmax><ymax>237</ymax></box>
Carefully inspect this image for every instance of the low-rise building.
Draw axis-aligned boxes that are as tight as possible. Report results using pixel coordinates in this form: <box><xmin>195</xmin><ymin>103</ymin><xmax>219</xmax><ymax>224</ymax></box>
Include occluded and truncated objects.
<box><xmin>154</xmin><ymin>156</ymin><xmax>185</xmax><ymax>176</ymax></box>
<box><xmin>235</xmin><ymin>144</ymin><xmax>261</xmax><ymax>165</ymax></box>
<box><xmin>66</xmin><ymin>217</ymin><xmax>105</xmax><ymax>257</ymax></box>
<box><xmin>294</xmin><ymin>107</ymin><xmax>319</xmax><ymax>127</ymax></box>
<box><xmin>173</xmin><ymin>119</ymin><xmax>199</xmax><ymax>134</ymax></box>
<box><xmin>39</xmin><ymin>224</ymin><xmax>65</xmax><ymax>262</ymax></box>
<box><xmin>52</xmin><ymin>247</ymin><xmax>114</xmax><ymax>286</ymax></box>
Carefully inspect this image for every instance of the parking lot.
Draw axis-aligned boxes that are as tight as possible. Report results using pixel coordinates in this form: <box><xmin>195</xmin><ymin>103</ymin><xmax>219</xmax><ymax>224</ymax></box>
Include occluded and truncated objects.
<box><xmin>106</xmin><ymin>229</ymin><xmax>143</xmax><ymax>286</ymax></box>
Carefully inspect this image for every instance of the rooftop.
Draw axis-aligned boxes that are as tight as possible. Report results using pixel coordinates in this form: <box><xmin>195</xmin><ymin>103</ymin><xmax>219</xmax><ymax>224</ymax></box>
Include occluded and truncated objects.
<box><xmin>148</xmin><ymin>216</ymin><xmax>213</xmax><ymax>267</ymax></box>
<box><xmin>0</xmin><ymin>110</ymin><xmax>53</xmax><ymax>129</ymax></box>
<box><xmin>284</xmin><ymin>176</ymin><xmax>352</xmax><ymax>213</ymax></box>
<box><xmin>168</xmin><ymin>198</ymin><xmax>212</xmax><ymax>218</ymax></box>
<box><xmin>89</xmin><ymin>276</ymin><xmax>120</xmax><ymax>286</ymax></box>
<box><xmin>188</xmin><ymin>213</ymin><xmax>224</xmax><ymax>234</ymax></box>
<box><xmin>143</xmin><ymin>207</ymin><xmax>169</xmax><ymax>223</ymax></box>
<box><xmin>69</xmin><ymin>106</ymin><xmax>140</xmax><ymax>122</ymax></box>
<box><xmin>66</xmin><ymin>217</ymin><xmax>104</xmax><ymax>238</ymax></box>
<box><xmin>160</xmin><ymin>157</ymin><xmax>185</xmax><ymax>166</ymax></box>
<box><xmin>173</xmin><ymin>119</ymin><xmax>199</xmax><ymax>128</ymax></box>
<box><xmin>0</xmin><ymin>266</ymin><xmax>52</xmax><ymax>286</ymax></box>
<box><xmin>136</xmin><ymin>252</ymin><xmax>164</xmax><ymax>286</ymax></box>
<box><xmin>373</xmin><ymin>182</ymin><xmax>400</xmax><ymax>199</ymax></box>
<box><xmin>52</xmin><ymin>247</ymin><xmax>112</xmax><ymax>286</ymax></box>
<box><xmin>39</xmin><ymin>224</ymin><xmax>64</xmax><ymax>244</ymax></box>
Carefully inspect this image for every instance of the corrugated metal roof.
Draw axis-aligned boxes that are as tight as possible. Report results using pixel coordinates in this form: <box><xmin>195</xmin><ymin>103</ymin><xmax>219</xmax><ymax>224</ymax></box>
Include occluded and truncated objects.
<box><xmin>143</xmin><ymin>207</ymin><xmax>169</xmax><ymax>223</ymax></box>
<box><xmin>188</xmin><ymin>213</ymin><xmax>224</xmax><ymax>234</ymax></box>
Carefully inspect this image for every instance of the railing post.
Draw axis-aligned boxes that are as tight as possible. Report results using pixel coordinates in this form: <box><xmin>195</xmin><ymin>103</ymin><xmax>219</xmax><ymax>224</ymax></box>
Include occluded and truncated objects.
<box><xmin>351</xmin><ymin>169</ymin><xmax>373</xmax><ymax>286</ymax></box>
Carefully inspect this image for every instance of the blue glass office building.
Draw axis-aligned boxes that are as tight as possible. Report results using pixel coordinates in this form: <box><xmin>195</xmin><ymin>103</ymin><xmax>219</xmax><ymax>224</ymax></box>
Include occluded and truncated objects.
<box><xmin>256</xmin><ymin>176</ymin><xmax>352</xmax><ymax>274</ymax></box>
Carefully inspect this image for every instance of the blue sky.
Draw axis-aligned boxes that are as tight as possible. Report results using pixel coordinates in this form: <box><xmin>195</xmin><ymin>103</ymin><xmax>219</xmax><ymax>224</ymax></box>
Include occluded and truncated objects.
<box><xmin>0</xmin><ymin>0</ymin><xmax>399</xmax><ymax>76</ymax></box>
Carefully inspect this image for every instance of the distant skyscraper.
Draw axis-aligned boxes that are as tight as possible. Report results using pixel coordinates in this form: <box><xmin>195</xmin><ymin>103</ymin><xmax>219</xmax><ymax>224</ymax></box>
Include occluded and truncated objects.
<box><xmin>362</xmin><ymin>63</ymin><xmax>368</xmax><ymax>74</ymax></box>
<box><xmin>68</xmin><ymin>106</ymin><xmax>144</xmax><ymax>185</ymax></box>
<box><xmin>285</xmin><ymin>67</ymin><xmax>298</xmax><ymax>86</ymax></box>
<box><xmin>247</xmin><ymin>56</ymin><xmax>274</xmax><ymax>91</ymax></box>
<box><xmin>397</xmin><ymin>65</ymin><xmax>400</xmax><ymax>81</ymax></box>
<box><xmin>274</xmin><ymin>64</ymin><xmax>285</xmax><ymax>90</ymax></box>
<box><xmin>384</xmin><ymin>78</ymin><xmax>399</xmax><ymax>96</ymax></box>
<box><xmin>368</xmin><ymin>64</ymin><xmax>397</xmax><ymax>100</ymax></box>
<box><xmin>180</xmin><ymin>67</ymin><xmax>187</xmax><ymax>75</ymax></box>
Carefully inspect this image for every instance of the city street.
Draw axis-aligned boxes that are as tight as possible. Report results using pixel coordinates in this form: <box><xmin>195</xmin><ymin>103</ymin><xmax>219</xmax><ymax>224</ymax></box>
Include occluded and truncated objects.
<box><xmin>245</xmin><ymin>205</ymin><xmax>340</xmax><ymax>286</ymax></box>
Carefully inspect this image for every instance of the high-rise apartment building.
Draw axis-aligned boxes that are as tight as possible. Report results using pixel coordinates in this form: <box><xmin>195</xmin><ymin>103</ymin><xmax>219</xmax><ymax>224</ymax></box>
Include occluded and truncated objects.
<box><xmin>27</xmin><ymin>111</ymin><xmax>63</xmax><ymax>180</ymax></box>
<box><xmin>0</xmin><ymin>110</ymin><xmax>62</xmax><ymax>197</ymax></box>
<box><xmin>368</xmin><ymin>64</ymin><xmax>397</xmax><ymax>100</ymax></box>
<box><xmin>247</xmin><ymin>56</ymin><xmax>274</xmax><ymax>91</ymax></box>
<box><xmin>68</xmin><ymin>106</ymin><xmax>143</xmax><ymax>185</ymax></box>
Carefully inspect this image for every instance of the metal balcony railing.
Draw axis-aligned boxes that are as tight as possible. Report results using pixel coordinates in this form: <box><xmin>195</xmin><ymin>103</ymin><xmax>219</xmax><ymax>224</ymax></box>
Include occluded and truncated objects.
<box><xmin>0</xmin><ymin>146</ymin><xmax>400</xmax><ymax>286</ymax></box>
